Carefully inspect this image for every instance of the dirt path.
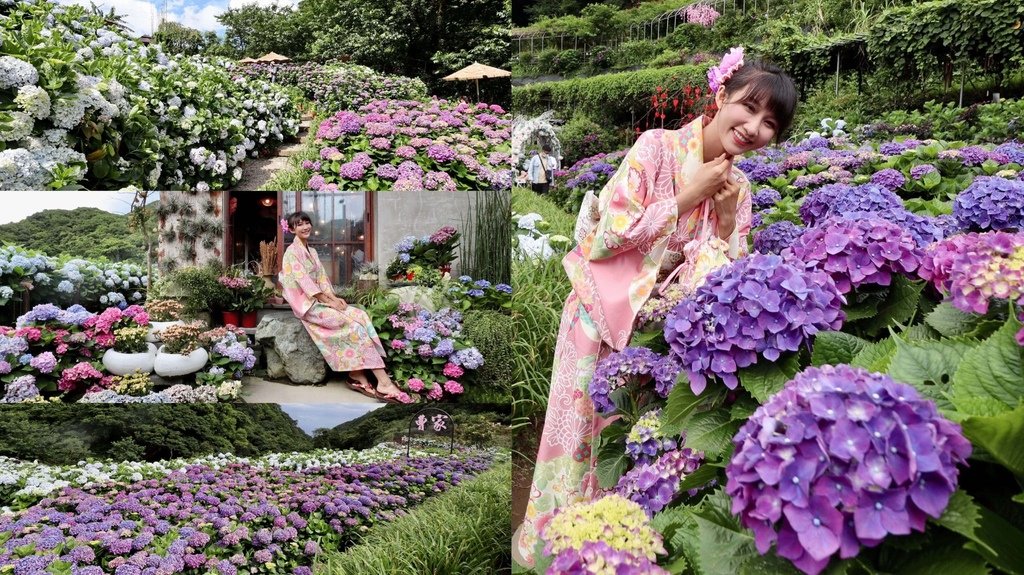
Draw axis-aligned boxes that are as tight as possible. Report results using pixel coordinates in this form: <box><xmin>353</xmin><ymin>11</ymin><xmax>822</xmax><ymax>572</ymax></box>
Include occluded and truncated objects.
<box><xmin>230</xmin><ymin>114</ymin><xmax>314</xmax><ymax>191</ymax></box>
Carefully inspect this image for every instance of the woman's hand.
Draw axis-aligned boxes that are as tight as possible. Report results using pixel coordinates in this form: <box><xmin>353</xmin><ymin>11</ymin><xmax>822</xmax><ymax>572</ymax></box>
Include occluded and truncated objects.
<box><xmin>676</xmin><ymin>154</ymin><xmax>734</xmax><ymax>213</ymax></box>
<box><xmin>714</xmin><ymin>177</ymin><xmax>740</xmax><ymax>239</ymax></box>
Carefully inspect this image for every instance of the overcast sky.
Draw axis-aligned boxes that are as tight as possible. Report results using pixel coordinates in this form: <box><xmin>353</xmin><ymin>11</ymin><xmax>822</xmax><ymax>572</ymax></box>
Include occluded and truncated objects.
<box><xmin>56</xmin><ymin>0</ymin><xmax>298</xmax><ymax>37</ymax></box>
<box><xmin>279</xmin><ymin>403</ymin><xmax>385</xmax><ymax>435</ymax></box>
<box><xmin>0</xmin><ymin>191</ymin><xmax>160</xmax><ymax>226</ymax></box>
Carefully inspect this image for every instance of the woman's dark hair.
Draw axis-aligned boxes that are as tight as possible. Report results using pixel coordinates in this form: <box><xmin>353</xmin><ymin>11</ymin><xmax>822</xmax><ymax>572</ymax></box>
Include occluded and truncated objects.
<box><xmin>722</xmin><ymin>59</ymin><xmax>798</xmax><ymax>140</ymax></box>
<box><xmin>286</xmin><ymin>211</ymin><xmax>312</xmax><ymax>231</ymax></box>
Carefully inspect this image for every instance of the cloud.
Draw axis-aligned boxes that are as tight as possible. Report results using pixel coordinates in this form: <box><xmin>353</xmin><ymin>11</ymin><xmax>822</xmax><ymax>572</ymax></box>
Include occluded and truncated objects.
<box><xmin>56</xmin><ymin>0</ymin><xmax>233</xmax><ymax>35</ymax></box>
<box><xmin>0</xmin><ymin>191</ymin><xmax>158</xmax><ymax>225</ymax></box>
<box><xmin>279</xmin><ymin>404</ymin><xmax>385</xmax><ymax>435</ymax></box>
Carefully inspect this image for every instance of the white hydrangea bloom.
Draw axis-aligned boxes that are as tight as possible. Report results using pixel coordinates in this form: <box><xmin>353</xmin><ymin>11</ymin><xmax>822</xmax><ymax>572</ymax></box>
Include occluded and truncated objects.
<box><xmin>0</xmin><ymin>56</ymin><xmax>39</xmax><ymax>89</ymax></box>
<box><xmin>15</xmin><ymin>85</ymin><xmax>51</xmax><ymax>120</ymax></box>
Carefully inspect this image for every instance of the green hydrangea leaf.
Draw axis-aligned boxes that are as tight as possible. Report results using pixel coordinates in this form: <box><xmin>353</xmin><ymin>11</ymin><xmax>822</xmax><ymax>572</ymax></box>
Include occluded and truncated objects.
<box><xmin>738</xmin><ymin>353</ymin><xmax>801</xmax><ymax>403</ymax></box>
<box><xmin>950</xmin><ymin>314</ymin><xmax>1024</xmax><ymax>417</ymax></box>
<box><xmin>811</xmin><ymin>331</ymin><xmax>870</xmax><ymax>367</ymax></box>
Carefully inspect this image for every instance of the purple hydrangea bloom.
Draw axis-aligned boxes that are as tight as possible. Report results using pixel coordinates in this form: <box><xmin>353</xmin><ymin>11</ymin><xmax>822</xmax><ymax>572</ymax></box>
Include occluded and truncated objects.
<box><xmin>799</xmin><ymin>184</ymin><xmax>903</xmax><ymax>227</ymax></box>
<box><xmin>993</xmin><ymin>142</ymin><xmax>1024</xmax><ymax>165</ymax></box>
<box><xmin>450</xmin><ymin>348</ymin><xmax>484</xmax><ymax>370</ymax></box>
<box><xmin>29</xmin><ymin>351</ymin><xmax>57</xmax><ymax>374</ymax></box>
<box><xmin>751</xmin><ymin>211</ymin><xmax>764</xmax><ymax>228</ymax></box>
<box><xmin>339</xmin><ymin>161</ymin><xmax>366</xmax><ymax>181</ymax></box>
<box><xmin>726</xmin><ymin>364</ymin><xmax>972</xmax><ymax>575</ymax></box>
<box><xmin>589</xmin><ymin>347</ymin><xmax>676</xmax><ymax>414</ymax></box>
<box><xmin>624</xmin><ymin>409</ymin><xmax>678</xmax><ymax>464</ymax></box>
<box><xmin>754</xmin><ymin>221</ymin><xmax>805</xmax><ymax>255</ymax></box>
<box><xmin>17</xmin><ymin>303</ymin><xmax>63</xmax><ymax>325</ymax></box>
<box><xmin>548</xmin><ymin>540</ymin><xmax>669</xmax><ymax>575</ymax></box>
<box><xmin>952</xmin><ymin>176</ymin><xmax>1024</xmax><ymax>232</ymax></box>
<box><xmin>615</xmin><ymin>447</ymin><xmax>703</xmax><ymax>516</ymax></box>
<box><xmin>909</xmin><ymin>164</ymin><xmax>937</xmax><ymax>180</ymax></box>
<box><xmin>736</xmin><ymin>158</ymin><xmax>784</xmax><ymax>183</ymax></box>
<box><xmin>426</xmin><ymin>144</ymin><xmax>457</xmax><ymax>163</ymax></box>
<box><xmin>869</xmin><ymin>168</ymin><xmax>905</xmax><ymax>191</ymax></box>
<box><xmin>664</xmin><ymin>254</ymin><xmax>845</xmax><ymax>394</ymax></box>
<box><xmin>958</xmin><ymin>145</ymin><xmax>990</xmax><ymax>166</ymax></box>
<box><xmin>375</xmin><ymin>164</ymin><xmax>400</xmax><ymax>181</ymax></box>
<box><xmin>785</xmin><ymin>216</ymin><xmax>923</xmax><ymax>293</ymax></box>
<box><xmin>752</xmin><ymin>188</ymin><xmax>782</xmax><ymax>210</ymax></box>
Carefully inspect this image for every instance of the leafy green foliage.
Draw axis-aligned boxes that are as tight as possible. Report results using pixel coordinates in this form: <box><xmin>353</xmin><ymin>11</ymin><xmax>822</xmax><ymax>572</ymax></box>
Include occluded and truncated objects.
<box><xmin>962</xmin><ymin>407</ymin><xmax>1024</xmax><ymax>478</ymax></box>
<box><xmin>0</xmin><ymin>405</ymin><xmax>313</xmax><ymax>464</ymax></box>
<box><xmin>811</xmin><ymin>331</ymin><xmax>871</xmax><ymax>367</ymax></box>
<box><xmin>0</xmin><ymin>208</ymin><xmax>150</xmax><ymax>264</ymax></box>
<box><xmin>950</xmin><ymin>315</ymin><xmax>1024</xmax><ymax>417</ymax></box>
<box><xmin>888</xmin><ymin>335</ymin><xmax>975</xmax><ymax>411</ymax></box>
<box><xmin>312</xmin><ymin>404</ymin><xmax>510</xmax><ymax>450</ymax></box>
<box><xmin>738</xmin><ymin>353</ymin><xmax>800</xmax><ymax>403</ymax></box>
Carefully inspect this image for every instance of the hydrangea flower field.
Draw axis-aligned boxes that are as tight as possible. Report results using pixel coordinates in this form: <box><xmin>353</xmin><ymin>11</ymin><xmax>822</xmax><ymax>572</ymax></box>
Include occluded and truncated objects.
<box><xmin>524</xmin><ymin>128</ymin><xmax>1024</xmax><ymax>574</ymax></box>
<box><xmin>0</xmin><ymin>0</ymin><xmax>302</xmax><ymax>190</ymax></box>
<box><xmin>306</xmin><ymin>99</ymin><xmax>513</xmax><ymax>191</ymax></box>
<box><xmin>0</xmin><ymin>444</ymin><xmax>503</xmax><ymax>574</ymax></box>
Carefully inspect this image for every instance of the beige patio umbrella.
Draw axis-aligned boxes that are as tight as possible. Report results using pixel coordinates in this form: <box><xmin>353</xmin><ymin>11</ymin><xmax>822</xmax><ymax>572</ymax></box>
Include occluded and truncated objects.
<box><xmin>238</xmin><ymin>57</ymin><xmax>258</xmax><ymax>64</ymax></box>
<box><xmin>256</xmin><ymin>52</ymin><xmax>291</xmax><ymax>62</ymax></box>
<box><xmin>442</xmin><ymin>62</ymin><xmax>510</xmax><ymax>101</ymax></box>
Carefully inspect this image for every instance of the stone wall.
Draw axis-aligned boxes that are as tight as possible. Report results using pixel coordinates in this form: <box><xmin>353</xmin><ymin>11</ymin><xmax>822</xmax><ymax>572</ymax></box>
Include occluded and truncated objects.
<box><xmin>374</xmin><ymin>191</ymin><xmax>473</xmax><ymax>277</ymax></box>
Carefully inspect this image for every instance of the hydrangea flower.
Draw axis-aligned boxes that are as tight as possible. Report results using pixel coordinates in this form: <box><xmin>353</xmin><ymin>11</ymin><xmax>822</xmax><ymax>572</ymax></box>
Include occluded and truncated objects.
<box><xmin>799</xmin><ymin>184</ymin><xmax>902</xmax><ymax>228</ymax></box>
<box><xmin>541</xmin><ymin>494</ymin><xmax>666</xmax><ymax>563</ymax></box>
<box><xmin>909</xmin><ymin>164</ymin><xmax>937</xmax><ymax>180</ymax></box>
<box><xmin>752</xmin><ymin>188</ymin><xmax>782</xmax><ymax>210</ymax></box>
<box><xmin>726</xmin><ymin>364</ymin><xmax>972</xmax><ymax>575</ymax></box>
<box><xmin>952</xmin><ymin>176</ymin><xmax>1024</xmax><ymax>232</ymax></box>
<box><xmin>754</xmin><ymin>221</ymin><xmax>805</xmax><ymax>255</ymax></box>
<box><xmin>624</xmin><ymin>409</ymin><xmax>678</xmax><ymax>464</ymax></box>
<box><xmin>615</xmin><ymin>447</ymin><xmax>703</xmax><ymax>516</ymax></box>
<box><xmin>785</xmin><ymin>216</ymin><xmax>923</xmax><ymax>293</ymax></box>
<box><xmin>547</xmin><ymin>540</ymin><xmax>669</xmax><ymax>575</ymax></box>
<box><xmin>918</xmin><ymin>231</ymin><xmax>1024</xmax><ymax>317</ymax></box>
<box><xmin>664</xmin><ymin>254</ymin><xmax>845</xmax><ymax>394</ymax></box>
<box><xmin>589</xmin><ymin>347</ymin><xmax>677</xmax><ymax>414</ymax></box>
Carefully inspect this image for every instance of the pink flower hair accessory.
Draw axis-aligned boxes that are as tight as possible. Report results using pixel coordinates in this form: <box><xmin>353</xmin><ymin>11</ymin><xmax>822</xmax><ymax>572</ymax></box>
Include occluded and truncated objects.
<box><xmin>707</xmin><ymin>46</ymin><xmax>745</xmax><ymax>93</ymax></box>
<box><xmin>280</xmin><ymin>218</ymin><xmax>290</xmax><ymax>233</ymax></box>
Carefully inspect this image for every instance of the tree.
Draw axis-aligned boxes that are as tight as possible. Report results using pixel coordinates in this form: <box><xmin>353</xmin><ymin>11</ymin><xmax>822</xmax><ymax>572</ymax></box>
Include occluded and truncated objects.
<box><xmin>154</xmin><ymin>21</ymin><xmax>221</xmax><ymax>56</ymax></box>
<box><xmin>218</xmin><ymin>4</ymin><xmax>309</xmax><ymax>59</ymax></box>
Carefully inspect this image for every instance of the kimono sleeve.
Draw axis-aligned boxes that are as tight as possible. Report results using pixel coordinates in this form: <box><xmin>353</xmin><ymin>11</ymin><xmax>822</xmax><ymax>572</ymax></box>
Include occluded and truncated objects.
<box><xmin>587</xmin><ymin>130</ymin><xmax>678</xmax><ymax>262</ymax></box>
<box><xmin>728</xmin><ymin>174</ymin><xmax>754</xmax><ymax>259</ymax></box>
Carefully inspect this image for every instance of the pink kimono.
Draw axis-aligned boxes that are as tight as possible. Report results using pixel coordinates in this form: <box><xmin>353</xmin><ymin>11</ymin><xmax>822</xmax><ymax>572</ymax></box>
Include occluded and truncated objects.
<box><xmin>516</xmin><ymin>117</ymin><xmax>753</xmax><ymax>565</ymax></box>
<box><xmin>279</xmin><ymin>241</ymin><xmax>386</xmax><ymax>372</ymax></box>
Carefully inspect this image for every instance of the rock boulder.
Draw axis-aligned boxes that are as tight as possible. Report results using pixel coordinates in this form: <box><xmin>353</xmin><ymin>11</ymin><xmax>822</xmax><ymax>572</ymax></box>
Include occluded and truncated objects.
<box><xmin>255</xmin><ymin>314</ymin><xmax>326</xmax><ymax>384</ymax></box>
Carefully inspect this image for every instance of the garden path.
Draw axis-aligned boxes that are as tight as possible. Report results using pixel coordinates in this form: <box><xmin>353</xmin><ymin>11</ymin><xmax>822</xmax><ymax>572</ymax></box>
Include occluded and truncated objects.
<box><xmin>240</xmin><ymin>374</ymin><xmax>379</xmax><ymax>403</ymax></box>
<box><xmin>229</xmin><ymin>113</ymin><xmax>315</xmax><ymax>191</ymax></box>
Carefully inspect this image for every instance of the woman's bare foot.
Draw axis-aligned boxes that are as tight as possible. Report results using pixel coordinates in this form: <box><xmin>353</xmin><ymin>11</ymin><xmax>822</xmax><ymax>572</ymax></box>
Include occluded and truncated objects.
<box><xmin>371</xmin><ymin>368</ymin><xmax>402</xmax><ymax>398</ymax></box>
<box><xmin>350</xmin><ymin>370</ymin><xmax>372</xmax><ymax>388</ymax></box>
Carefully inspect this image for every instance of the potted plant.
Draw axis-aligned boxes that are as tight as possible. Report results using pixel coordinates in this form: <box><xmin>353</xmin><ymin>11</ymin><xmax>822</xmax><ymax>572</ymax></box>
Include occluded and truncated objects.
<box><xmin>356</xmin><ymin>262</ymin><xmax>379</xmax><ymax>292</ymax></box>
<box><xmin>145</xmin><ymin>299</ymin><xmax>185</xmax><ymax>343</ymax></box>
<box><xmin>218</xmin><ymin>274</ymin><xmax>250</xmax><ymax>326</ymax></box>
<box><xmin>154</xmin><ymin>320</ymin><xmax>209</xmax><ymax>377</ymax></box>
<box><xmin>239</xmin><ymin>279</ymin><xmax>275</xmax><ymax>328</ymax></box>
<box><xmin>102</xmin><ymin>325</ymin><xmax>158</xmax><ymax>376</ymax></box>
<box><xmin>258</xmin><ymin>239</ymin><xmax>278</xmax><ymax>290</ymax></box>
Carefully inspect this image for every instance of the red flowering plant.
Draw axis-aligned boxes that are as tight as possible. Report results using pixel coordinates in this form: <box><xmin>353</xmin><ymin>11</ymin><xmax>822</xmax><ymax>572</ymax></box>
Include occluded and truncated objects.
<box><xmin>639</xmin><ymin>83</ymin><xmax>716</xmax><ymax>136</ymax></box>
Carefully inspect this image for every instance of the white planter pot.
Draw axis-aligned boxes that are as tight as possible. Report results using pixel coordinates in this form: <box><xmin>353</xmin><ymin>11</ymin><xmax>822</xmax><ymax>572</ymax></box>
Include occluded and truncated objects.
<box><xmin>154</xmin><ymin>346</ymin><xmax>209</xmax><ymax>377</ymax></box>
<box><xmin>101</xmin><ymin>344</ymin><xmax>158</xmax><ymax>376</ymax></box>
<box><xmin>147</xmin><ymin>320</ymin><xmax>184</xmax><ymax>343</ymax></box>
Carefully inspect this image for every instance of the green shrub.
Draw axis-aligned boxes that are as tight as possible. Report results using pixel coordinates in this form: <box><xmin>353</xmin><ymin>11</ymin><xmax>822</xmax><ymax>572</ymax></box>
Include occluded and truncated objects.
<box><xmin>648</xmin><ymin>48</ymin><xmax>687</xmax><ymax>69</ymax></box>
<box><xmin>612</xmin><ymin>41</ymin><xmax>661</xmax><ymax>69</ymax></box>
<box><xmin>535</xmin><ymin>49</ymin><xmax>560</xmax><ymax>75</ymax></box>
<box><xmin>317</xmin><ymin>462</ymin><xmax>512</xmax><ymax>575</ymax></box>
<box><xmin>165</xmin><ymin>264</ymin><xmax>231</xmax><ymax>316</ymax></box>
<box><xmin>510</xmin><ymin>188</ymin><xmax>575</xmax><ymax>424</ymax></box>
<box><xmin>557</xmin><ymin>113</ymin><xmax>613</xmax><ymax>167</ymax></box>
<box><xmin>791</xmin><ymin>79</ymin><xmax>870</xmax><ymax>135</ymax></box>
<box><xmin>552</xmin><ymin>48</ymin><xmax>584</xmax><ymax>75</ymax></box>
<box><xmin>513</xmin><ymin>64</ymin><xmax>709</xmax><ymax>120</ymax></box>
<box><xmin>666</xmin><ymin>23</ymin><xmax>713</xmax><ymax>52</ymax></box>
<box><xmin>590</xmin><ymin>45</ymin><xmax>613</xmax><ymax>70</ymax></box>
<box><xmin>463</xmin><ymin>310</ymin><xmax>515</xmax><ymax>392</ymax></box>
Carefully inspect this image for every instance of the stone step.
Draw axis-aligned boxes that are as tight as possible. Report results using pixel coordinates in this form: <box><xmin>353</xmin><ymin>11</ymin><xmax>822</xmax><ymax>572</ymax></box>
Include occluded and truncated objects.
<box><xmin>278</xmin><ymin>142</ymin><xmax>306</xmax><ymax>157</ymax></box>
<box><xmin>299</xmin><ymin>120</ymin><xmax>312</xmax><ymax>129</ymax></box>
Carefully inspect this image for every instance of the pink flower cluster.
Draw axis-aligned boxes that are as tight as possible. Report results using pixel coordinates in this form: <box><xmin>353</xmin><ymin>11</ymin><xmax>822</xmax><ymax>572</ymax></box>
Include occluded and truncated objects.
<box><xmin>58</xmin><ymin>361</ymin><xmax>112</xmax><ymax>392</ymax></box>
<box><xmin>708</xmin><ymin>46</ymin><xmax>744</xmax><ymax>93</ymax></box>
<box><xmin>218</xmin><ymin>276</ymin><xmax>250</xmax><ymax>290</ymax></box>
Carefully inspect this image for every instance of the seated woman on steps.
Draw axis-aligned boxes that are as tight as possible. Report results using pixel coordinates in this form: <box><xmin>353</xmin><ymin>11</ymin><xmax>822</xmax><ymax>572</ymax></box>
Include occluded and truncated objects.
<box><xmin>279</xmin><ymin>211</ymin><xmax>405</xmax><ymax>403</ymax></box>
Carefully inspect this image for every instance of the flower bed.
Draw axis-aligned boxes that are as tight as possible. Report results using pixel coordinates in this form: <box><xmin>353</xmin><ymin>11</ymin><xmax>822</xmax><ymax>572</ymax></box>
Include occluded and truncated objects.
<box><xmin>0</xmin><ymin>246</ymin><xmax>149</xmax><ymax>310</ymax></box>
<box><xmin>236</xmin><ymin>62</ymin><xmax>428</xmax><ymax>115</ymax></box>
<box><xmin>0</xmin><ymin>0</ymin><xmax>301</xmax><ymax>190</ymax></box>
<box><xmin>0</xmin><ymin>304</ymin><xmax>254</xmax><ymax>403</ymax></box>
<box><xmin>0</xmin><ymin>447</ymin><xmax>497</xmax><ymax>574</ymax></box>
<box><xmin>305</xmin><ymin>99</ymin><xmax>512</xmax><ymax>191</ymax></box>
<box><xmin>373</xmin><ymin>302</ymin><xmax>484</xmax><ymax>402</ymax></box>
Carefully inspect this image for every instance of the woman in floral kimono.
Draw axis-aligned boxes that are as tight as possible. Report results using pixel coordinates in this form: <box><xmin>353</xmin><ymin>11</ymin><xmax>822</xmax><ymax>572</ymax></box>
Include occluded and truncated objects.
<box><xmin>280</xmin><ymin>211</ymin><xmax>403</xmax><ymax>402</ymax></box>
<box><xmin>515</xmin><ymin>53</ymin><xmax>799</xmax><ymax>566</ymax></box>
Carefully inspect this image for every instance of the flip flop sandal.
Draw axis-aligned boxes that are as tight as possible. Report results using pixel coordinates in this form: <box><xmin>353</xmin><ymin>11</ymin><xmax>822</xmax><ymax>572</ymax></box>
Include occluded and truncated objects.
<box><xmin>346</xmin><ymin>380</ymin><xmax>379</xmax><ymax>400</ymax></box>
